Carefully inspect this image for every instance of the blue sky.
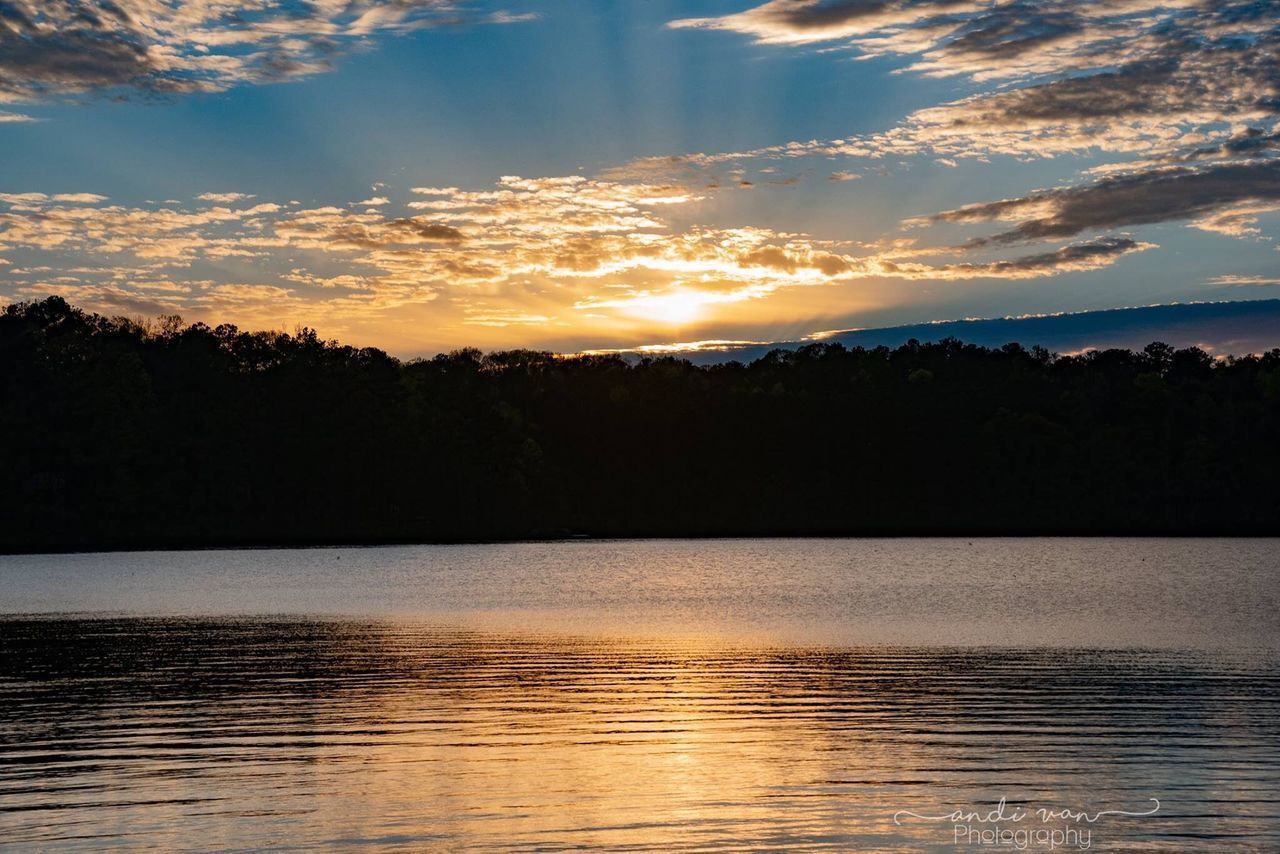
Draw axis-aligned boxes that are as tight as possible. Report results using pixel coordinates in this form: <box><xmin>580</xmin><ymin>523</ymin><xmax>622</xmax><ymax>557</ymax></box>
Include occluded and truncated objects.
<box><xmin>2</xmin><ymin>1</ymin><xmax>1279</xmax><ymax>355</ymax></box>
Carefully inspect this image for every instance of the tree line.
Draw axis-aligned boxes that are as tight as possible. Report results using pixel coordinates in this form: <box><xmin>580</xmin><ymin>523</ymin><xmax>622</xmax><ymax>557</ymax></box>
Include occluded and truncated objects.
<box><xmin>2</xmin><ymin>296</ymin><xmax>1278</xmax><ymax>551</ymax></box>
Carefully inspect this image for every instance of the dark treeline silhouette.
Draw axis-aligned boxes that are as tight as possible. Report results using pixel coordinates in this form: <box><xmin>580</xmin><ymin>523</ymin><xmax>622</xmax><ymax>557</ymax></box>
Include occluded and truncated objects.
<box><xmin>3</xmin><ymin>296</ymin><xmax>1278</xmax><ymax>550</ymax></box>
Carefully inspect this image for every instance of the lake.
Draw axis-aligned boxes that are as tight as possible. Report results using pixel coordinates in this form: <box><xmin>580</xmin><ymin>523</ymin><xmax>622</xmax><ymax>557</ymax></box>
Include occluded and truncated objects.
<box><xmin>1</xmin><ymin>539</ymin><xmax>1277</xmax><ymax>850</ymax></box>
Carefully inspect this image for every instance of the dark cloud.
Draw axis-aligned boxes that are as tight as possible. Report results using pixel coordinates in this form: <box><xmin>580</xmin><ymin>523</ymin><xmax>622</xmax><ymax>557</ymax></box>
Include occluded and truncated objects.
<box><xmin>387</xmin><ymin>219</ymin><xmax>466</xmax><ymax>242</ymax></box>
<box><xmin>279</xmin><ymin>214</ymin><xmax>465</xmax><ymax>250</ymax></box>
<box><xmin>927</xmin><ymin>161</ymin><xmax>1280</xmax><ymax>245</ymax></box>
<box><xmin>937</xmin><ymin>2</ymin><xmax>1084</xmax><ymax>61</ymax></box>
<box><xmin>673</xmin><ymin>0</ymin><xmax>990</xmax><ymax>41</ymax></box>
<box><xmin>1177</xmin><ymin>128</ymin><xmax>1280</xmax><ymax>163</ymax></box>
<box><xmin>945</xmin><ymin>236</ymin><xmax>1150</xmax><ymax>273</ymax></box>
<box><xmin>929</xmin><ymin>42</ymin><xmax>1280</xmax><ymax>131</ymax></box>
<box><xmin>723</xmin><ymin>0</ymin><xmax>958</xmax><ymax>34</ymax></box>
<box><xmin>939</xmin><ymin>59</ymin><xmax>1186</xmax><ymax>125</ymax></box>
<box><xmin>673</xmin><ymin>1</ymin><xmax>1280</xmax><ymax>163</ymax></box>
<box><xmin>0</xmin><ymin>10</ymin><xmax>162</xmax><ymax>101</ymax></box>
<box><xmin>0</xmin><ymin>1</ymin><xmax>531</xmax><ymax>104</ymax></box>
<box><xmin>895</xmin><ymin>1</ymin><xmax>1280</xmax><ymax>161</ymax></box>
<box><xmin>754</xmin><ymin>0</ymin><xmax>896</xmax><ymax>31</ymax></box>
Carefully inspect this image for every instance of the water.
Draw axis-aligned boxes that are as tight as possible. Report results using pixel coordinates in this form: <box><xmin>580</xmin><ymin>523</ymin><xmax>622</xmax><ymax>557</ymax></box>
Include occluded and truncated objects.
<box><xmin>1</xmin><ymin>539</ymin><xmax>1277</xmax><ymax>850</ymax></box>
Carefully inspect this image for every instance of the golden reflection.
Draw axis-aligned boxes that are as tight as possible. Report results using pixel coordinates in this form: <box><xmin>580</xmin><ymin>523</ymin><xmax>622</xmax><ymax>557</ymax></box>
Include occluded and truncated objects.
<box><xmin>2</xmin><ymin>618</ymin><xmax>1275</xmax><ymax>849</ymax></box>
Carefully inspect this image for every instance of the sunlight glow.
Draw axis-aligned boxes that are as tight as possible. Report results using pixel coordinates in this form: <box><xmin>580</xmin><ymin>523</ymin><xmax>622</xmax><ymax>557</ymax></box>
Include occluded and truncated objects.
<box><xmin>619</xmin><ymin>290</ymin><xmax>714</xmax><ymax>325</ymax></box>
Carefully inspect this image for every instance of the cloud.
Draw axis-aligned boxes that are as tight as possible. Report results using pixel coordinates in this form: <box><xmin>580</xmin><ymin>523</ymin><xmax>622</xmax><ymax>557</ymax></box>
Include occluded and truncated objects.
<box><xmin>463</xmin><ymin>308</ymin><xmax>553</xmax><ymax>328</ymax></box>
<box><xmin>1190</xmin><ymin>202</ymin><xmax>1280</xmax><ymax>239</ymax></box>
<box><xmin>916</xmin><ymin>160</ymin><xmax>1280</xmax><ymax>245</ymax></box>
<box><xmin>0</xmin><ymin>111</ymin><xmax>38</xmax><ymax>122</ymax></box>
<box><xmin>52</xmin><ymin>193</ymin><xmax>108</xmax><ymax>203</ymax></box>
<box><xmin>2</xmin><ymin>172</ymin><xmax>1155</xmax><ymax>343</ymax></box>
<box><xmin>662</xmin><ymin>1</ymin><xmax>1280</xmax><ymax>168</ymax></box>
<box><xmin>1209</xmin><ymin>275</ymin><xmax>1280</xmax><ymax>287</ymax></box>
<box><xmin>4</xmin><ymin>0</ymin><xmax>1256</xmax><ymax>342</ymax></box>
<box><xmin>670</xmin><ymin>1</ymin><xmax>976</xmax><ymax>46</ymax></box>
<box><xmin>197</xmin><ymin>192</ymin><xmax>255</xmax><ymax>203</ymax></box>
<box><xmin>1178</xmin><ymin>128</ymin><xmax>1280</xmax><ymax>164</ymax></box>
<box><xmin>925</xmin><ymin>236</ymin><xmax>1155</xmax><ymax>278</ymax></box>
<box><xmin>0</xmin><ymin>191</ymin><xmax>107</xmax><ymax>206</ymax></box>
<box><xmin>0</xmin><ymin>1</ymin><xmax>533</xmax><ymax>105</ymax></box>
<box><xmin>5</xmin><ymin>1</ymin><xmax>1271</xmax><ymax>348</ymax></box>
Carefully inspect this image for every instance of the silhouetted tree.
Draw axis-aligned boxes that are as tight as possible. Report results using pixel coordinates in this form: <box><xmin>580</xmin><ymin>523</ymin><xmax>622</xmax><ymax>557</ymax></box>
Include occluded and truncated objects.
<box><xmin>2</xmin><ymin>296</ymin><xmax>1277</xmax><ymax>550</ymax></box>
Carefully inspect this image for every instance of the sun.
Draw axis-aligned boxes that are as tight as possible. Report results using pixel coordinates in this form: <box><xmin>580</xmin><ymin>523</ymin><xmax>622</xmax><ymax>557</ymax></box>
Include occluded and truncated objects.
<box><xmin>622</xmin><ymin>290</ymin><xmax>711</xmax><ymax>325</ymax></box>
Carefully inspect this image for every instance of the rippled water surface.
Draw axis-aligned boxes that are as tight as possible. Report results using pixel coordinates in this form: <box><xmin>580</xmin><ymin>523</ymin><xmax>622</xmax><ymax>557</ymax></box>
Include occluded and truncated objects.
<box><xmin>1</xmin><ymin>539</ymin><xmax>1278</xmax><ymax>850</ymax></box>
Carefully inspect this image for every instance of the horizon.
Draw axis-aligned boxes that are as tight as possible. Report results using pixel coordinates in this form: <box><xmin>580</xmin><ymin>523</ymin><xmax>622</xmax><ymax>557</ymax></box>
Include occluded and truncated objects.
<box><xmin>16</xmin><ymin>294</ymin><xmax>1280</xmax><ymax>363</ymax></box>
<box><xmin>4</xmin><ymin>1</ymin><xmax>1280</xmax><ymax>357</ymax></box>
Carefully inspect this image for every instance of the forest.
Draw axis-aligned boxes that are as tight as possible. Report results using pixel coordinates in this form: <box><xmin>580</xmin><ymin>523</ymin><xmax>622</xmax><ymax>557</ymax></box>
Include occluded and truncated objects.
<box><xmin>2</xmin><ymin>296</ymin><xmax>1278</xmax><ymax>551</ymax></box>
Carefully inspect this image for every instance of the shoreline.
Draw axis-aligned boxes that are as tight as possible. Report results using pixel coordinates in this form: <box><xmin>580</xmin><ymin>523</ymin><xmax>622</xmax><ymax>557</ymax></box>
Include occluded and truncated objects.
<box><xmin>5</xmin><ymin>529</ymin><xmax>1277</xmax><ymax>557</ymax></box>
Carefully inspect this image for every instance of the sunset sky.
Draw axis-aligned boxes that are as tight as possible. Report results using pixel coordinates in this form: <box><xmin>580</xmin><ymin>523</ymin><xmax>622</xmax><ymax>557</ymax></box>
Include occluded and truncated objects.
<box><xmin>3</xmin><ymin>0</ymin><xmax>1280</xmax><ymax>355</ymax></box>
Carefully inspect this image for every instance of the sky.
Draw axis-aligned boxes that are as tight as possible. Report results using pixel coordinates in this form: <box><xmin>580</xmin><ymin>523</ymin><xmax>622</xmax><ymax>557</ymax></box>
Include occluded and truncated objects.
<box><xmin>2</xmin><ymin>0</ymin><xmax>1280</xmax><ymax>356</ymax></box>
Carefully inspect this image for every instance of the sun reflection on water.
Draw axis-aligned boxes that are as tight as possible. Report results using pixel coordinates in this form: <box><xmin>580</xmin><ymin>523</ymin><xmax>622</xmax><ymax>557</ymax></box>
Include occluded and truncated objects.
<box><xmin>1</xmin><ymin>618</ymin><xmax>1277</xmax><ymax>849</ymax></box>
